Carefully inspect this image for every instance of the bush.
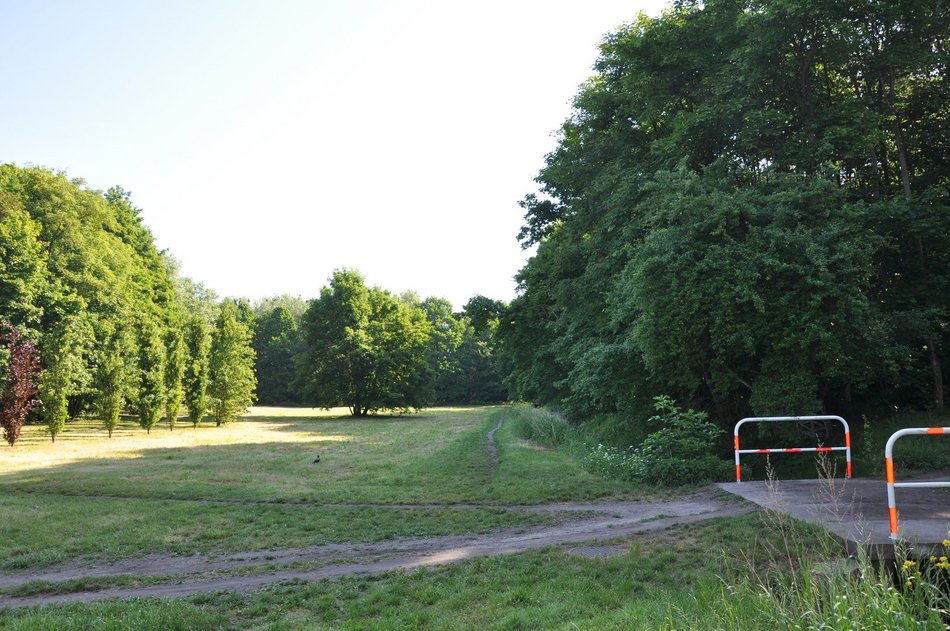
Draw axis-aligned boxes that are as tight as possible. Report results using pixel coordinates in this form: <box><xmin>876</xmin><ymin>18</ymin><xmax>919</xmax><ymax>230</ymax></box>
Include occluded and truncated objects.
<box><xmin>581</xmin><ymin>397</ymin><xmax>731</xmax><ymax>485</ymax></box>
<box><xmin>632</xmin><ymin>396</ymin><xmax>732</xmax><ymax>485</ymax></box>
<box><xmin>581</xmin><ymin>443</ymin><xmax>641</xmax><ymax>480</ymax></box>
<box><xmin>512</xmin><ymin>398</ymin><xmax>730</xmax><ymax>486</ymax></box>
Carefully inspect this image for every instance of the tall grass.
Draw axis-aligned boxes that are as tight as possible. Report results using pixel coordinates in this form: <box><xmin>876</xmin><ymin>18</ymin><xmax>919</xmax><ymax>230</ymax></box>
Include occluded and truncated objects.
<box><xmin>508</xmin><ymin>405</ymin><xmax>576</xmax><ymax>449</ymax></box>
<box><xmin>509</xmin><ymin>401</ymin><xmax>731</xmax><ymax>485</ymax></box>
<box><xmin>664</xmin><ymin>542</ymin><xmax>950</xmax><ymax>629</ymax></box>
<box><xmin>663</xmin><ymin>463</ymin><xmax>950</xmax><ymax>631</ymax></box>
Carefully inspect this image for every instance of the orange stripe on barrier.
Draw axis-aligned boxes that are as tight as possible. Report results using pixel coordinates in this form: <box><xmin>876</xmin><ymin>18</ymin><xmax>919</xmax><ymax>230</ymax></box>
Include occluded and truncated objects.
<box><xmin>756</xmin><ymin>449</ymin><xmax>769</xmax><ymax>454</ymax></box>
<box><xmin>734</xmin><ymin>435</ymin><xmax>740</xmax><ymax>450</ymax></box>
<box><xmin>846</xmin><ymin>460</ymin><xmax>852</xmax><ymax>478</ymax></box>
<box><xmin>927</xmin><ymin>427</ymin><xmax>945</xmax><ymax>435</ymax></box>
<box><xmin>735</xmin><ymin>464</ymin><xmax>741</xmax><ymax>482</ymax></box>
<box><xmin>845</xmin><ymin>431</ymin><xmax>851</xmax><ymax>448</ymax></box>
<box><xmin>889</xmin><ymin>507</ymin><xmax>899</xmax><ymax>536</ymax></box>
<box><xmin>816</xmin><ymin>447</ymin><xmax>832</xmax><ymax>452</ymax></box>
<box><xmin>784</xmin><ymin>448</ymin><xmax>802</xmax><ymax>453</ymax></box>
<box><xmin>885</xmin><ymin>457</ymin><xmax>895</xmax><ymax>484</ymax></box>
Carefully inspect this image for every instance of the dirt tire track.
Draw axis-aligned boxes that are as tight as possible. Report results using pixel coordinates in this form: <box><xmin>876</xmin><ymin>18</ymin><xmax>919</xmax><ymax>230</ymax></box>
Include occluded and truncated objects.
<box><xmin>486</xmin><ymin>415</ymin><xmax>504</xmax><ymax>465</ymax></box>
<box><xmin>0</xmin><ymin>492</ymin><xmax>756</xmax><ymax>608</ymax></box>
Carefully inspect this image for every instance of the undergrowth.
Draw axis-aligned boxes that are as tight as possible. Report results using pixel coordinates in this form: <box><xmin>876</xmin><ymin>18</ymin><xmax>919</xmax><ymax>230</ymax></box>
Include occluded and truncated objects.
<box><xmin>510</xmin><ymin>397</ymin><xmax>731</xmax><ymax>486</ymax></box>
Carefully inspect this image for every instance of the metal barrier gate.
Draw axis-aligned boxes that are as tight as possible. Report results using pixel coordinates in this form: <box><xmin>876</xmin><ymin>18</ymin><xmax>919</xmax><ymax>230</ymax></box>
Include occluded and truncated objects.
<box><xmin>733</xmin><ymin>416</ymin><xmax>852</xmax><ymax>482</ymax></box>
<box><xmin>885</xmin><ymin>427</ymin><xmax>950</xmax><ymax>540</ymax></box>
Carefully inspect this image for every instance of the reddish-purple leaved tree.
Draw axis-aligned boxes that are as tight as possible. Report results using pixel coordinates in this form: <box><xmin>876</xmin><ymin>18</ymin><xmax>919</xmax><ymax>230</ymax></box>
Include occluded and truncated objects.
<box><xmin>1</xmin><ymin>325</ymin><xmax>42</xmax><ymax>447</ymax></box>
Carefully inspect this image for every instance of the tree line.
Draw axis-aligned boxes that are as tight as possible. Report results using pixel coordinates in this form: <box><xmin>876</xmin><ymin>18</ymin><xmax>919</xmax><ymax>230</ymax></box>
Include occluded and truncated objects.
<box><xmin>0</xmin><ymin>165</ymin><xmax>508</xmax><ymax>443</ymax></box>
<box><xmin>496</xmin><ymin>0</ymin><xmax>949</xmax><ymax>434</ymax></box>
<box><xmin>0</xmin><ymin>165</ymin><xmax>256</xmax><ymax>445</ymax></box>
<box><xmin>250</xmin><ymin>274</ymin><xmax>506</xmax><ymax>414</ymax></box>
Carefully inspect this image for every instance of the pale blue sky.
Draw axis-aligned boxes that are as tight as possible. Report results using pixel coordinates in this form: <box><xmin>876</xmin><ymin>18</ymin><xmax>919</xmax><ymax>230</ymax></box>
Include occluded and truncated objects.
<box><xmin>3</xmin><ymin>0</ymin><xmax>666</xmax><ymax>308</ymax></box>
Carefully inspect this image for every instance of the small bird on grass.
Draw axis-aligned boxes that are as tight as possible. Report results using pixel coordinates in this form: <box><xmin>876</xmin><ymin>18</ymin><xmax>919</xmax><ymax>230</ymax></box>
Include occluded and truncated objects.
<box><xmin>312</xmin><ymin>455</ymin><xmax>321</xmax><ymax>463</ymax></box>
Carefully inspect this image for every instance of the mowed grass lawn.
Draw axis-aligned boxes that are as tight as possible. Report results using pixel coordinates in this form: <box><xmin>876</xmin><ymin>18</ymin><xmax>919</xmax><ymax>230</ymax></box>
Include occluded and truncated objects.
<box><xmin>0</xmin><ymin>406</ymin><xmax>634</xmax><ymax>569</ymax></box>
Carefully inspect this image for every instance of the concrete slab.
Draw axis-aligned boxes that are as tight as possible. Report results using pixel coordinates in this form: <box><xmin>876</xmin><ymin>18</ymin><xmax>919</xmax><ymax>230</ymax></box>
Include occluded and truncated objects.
<box><xmin>716</xmin><ymin>477</ymin><xmax>950</xmax><ymax>559</ymax></box>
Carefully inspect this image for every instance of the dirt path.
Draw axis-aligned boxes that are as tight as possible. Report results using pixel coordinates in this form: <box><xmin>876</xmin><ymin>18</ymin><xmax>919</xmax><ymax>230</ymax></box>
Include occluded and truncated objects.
<box><xmin>0</xmin><ymin>491</ymin><xmax>754</xmax><ymax>608</ymax></box>
<box><xmin>0</xmin><ymin>419</ymin><xmax>759</xmax><ymax>608</ymax></box>
<box><xmin>486</xmin><ymin>414</ymin><xmax>504</xmax><ymax>465</ymax></box>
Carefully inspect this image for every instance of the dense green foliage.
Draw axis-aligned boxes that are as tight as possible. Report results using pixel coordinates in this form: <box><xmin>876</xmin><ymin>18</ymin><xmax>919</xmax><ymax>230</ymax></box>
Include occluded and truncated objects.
<box><xmin>510</xmin><ymin>399</ymin><xmax>730</xmax><ymax>486</ymax></box>
<box><xmin>251</xmin><ymin>299</ymin><xmax>303</xmax><ymax>405</ymax></box>
<box><xmin>499</xmin><ymin>0</ymin><xmax>950</xmax><ymax>434</ymax></box>
<box><xmin>182</xmin><ymin>314</ymin><xmax>211</xmax><ymax>428</ymax></box>
<box><xmin>163</xmin><ymin>329</ymin><xmax>185</xmax><ymax>430</ymax></box>
<box><xmin>208</xmin><ymin>301</ymin><xmax>257</xmax><ymax>425</ymax></box>
<box><xmin>293</xmin><ymin>273</ymin><xmax>510</xmax><ymax>416</ymax></box>
<box><xmin>421</xmin><ymin>295</ymin><xmax>507</xmax><ymax>405</ymax></box>
<box><xmin>134</xmin><ymin>320</ymin><xmax>165</xmax><ymax>434</ymax></box>
<box><xmin>95</xmin><ymin>322</ymin><xmax>131</xmax><ymax>438</ymax></box>
<box><xmin>0</xmin><ymin>165</ymin><xmax>265</xmax><ymax>437</ymax></box>
<box><xmin>298</xmin><ymin>270</ymin><xmax>435</xmax><ymax>416</ymax></box>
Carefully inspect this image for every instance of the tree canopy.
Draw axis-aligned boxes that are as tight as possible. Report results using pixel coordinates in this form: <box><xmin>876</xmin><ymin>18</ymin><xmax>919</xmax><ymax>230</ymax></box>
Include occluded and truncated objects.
<box><xmin>498</xmin><ymin>0</ymin><xmax>949</xmax><ymax>429</ymax></box>
<box><xmin>298</xmin><ymin>270</ymin><xmax>435</xmax><ymax>416</ymax></box>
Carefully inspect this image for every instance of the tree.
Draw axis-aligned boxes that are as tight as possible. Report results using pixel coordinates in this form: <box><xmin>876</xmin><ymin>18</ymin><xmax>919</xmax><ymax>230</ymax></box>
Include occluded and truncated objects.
<box><xmin>163</xmin><ymin>328</ymin><xmax>185</xmax><ymax>430</ymax></box>
<box><xmin>208</xmin><ymin>301</ymin><xmax>256</xmax><ymax>425</ymax></box>
<box><xmin>420</xmin><ymin>297</ymin><xmax>464</xmax><ymax>403</ymax></box>
<box><xmin>298</xmin><ymin>270</ymin><xmax>434</xmax><ymax>416</ymax></box>
<box><xmin>252</xmin><ymin>306</ymin><xmax>301</xmax><ymax>405</ymax></box>
<box><xmin>0</xmin><ymin>192</ymin><xmax>47</xmax><ymax>334</ymax></box>
<box><xmin>95</xmin><ymin>322</ymin><xmax>131</xmax><ymax>438</ymax></box>
<box><xmin>499</xmin><ymin>0</ymin><xmax>949</xmax><ymax>432</ymax></box>
<box><xmin>134</xmin><ymin>321</ymin><xmax>165</xmax><ymax>434</ymax></box>
<box><xmin>0</xmin><ymin>165</ymin><xmax>183</xmax><ymax>438</ymax></box>
<box><xmin>183</xmin><ymin>314</ymin><xmax>211</xmax><ymax>428</ymax></box>
<box><xmin>0</xmin><ymin>326</ymin><xmax>42</xmax><ymax>446</ymax></box>
<box><xmin>39</xmin><ymin>315</ymin><xmax>88</xmax><ymax>442</ymax></box>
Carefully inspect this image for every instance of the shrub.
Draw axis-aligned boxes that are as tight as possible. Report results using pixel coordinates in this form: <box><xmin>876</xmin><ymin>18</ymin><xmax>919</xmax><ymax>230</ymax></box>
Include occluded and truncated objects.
<box><xmin>632</xmin><ymin>396</ymin><xmax>731</xmax><ymax>485</ymax></box>
<box><xmin>581</xmin><ymin>443</ymin><xmax>641</xmax><ymax>481</ymax></box>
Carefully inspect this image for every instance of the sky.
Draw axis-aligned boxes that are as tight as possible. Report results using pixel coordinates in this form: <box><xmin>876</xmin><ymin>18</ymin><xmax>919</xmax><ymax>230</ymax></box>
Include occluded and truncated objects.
<box><xmin>2</xmin><ymin>0</ymin><xmax>667</xmax><ymax>309</ymax></box>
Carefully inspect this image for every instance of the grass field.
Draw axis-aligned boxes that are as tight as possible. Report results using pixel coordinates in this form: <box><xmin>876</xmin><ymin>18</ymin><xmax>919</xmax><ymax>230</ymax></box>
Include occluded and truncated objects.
<box><xmin>2</xmin><ymin>405</ymin><xmax>943</xmax><ymax>629</ymax></box>
<box><xmin>0</xmin><ymin>407</ymin><xmax>633</xmax><ymax>570</ymax></box>
<box><xmin>2</xmin><ymin>406</ymin><xmax>633</xmax><ymax>504</ymax></box>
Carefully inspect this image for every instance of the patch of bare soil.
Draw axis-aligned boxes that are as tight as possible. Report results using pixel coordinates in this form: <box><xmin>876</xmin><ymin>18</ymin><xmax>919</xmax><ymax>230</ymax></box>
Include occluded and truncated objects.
<box><xmin>0</xmin><ymin>490</ymin><xmax>756</xmax><ymax>608</ymax></box>
<box><xmin>486</xmin><ymin>415</ymin><xmax>504</xmax><ymax>465</ymax></box>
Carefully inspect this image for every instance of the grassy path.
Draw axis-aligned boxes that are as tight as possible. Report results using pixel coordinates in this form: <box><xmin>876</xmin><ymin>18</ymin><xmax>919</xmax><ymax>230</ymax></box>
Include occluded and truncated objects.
<box><xmin>0</xmin><ymin>491</ymin><xmax>753</xmax><ymax>608</ymax></box>
<box><xmin>0</xmin><ymin>405</ymin><xmax>768</xmax><ymax>625</ymax></box>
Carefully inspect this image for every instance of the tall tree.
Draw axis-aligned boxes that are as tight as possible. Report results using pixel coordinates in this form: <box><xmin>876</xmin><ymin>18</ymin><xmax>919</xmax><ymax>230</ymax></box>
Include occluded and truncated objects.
<box><xmin>0</xmin><ymin>326</ymin><xmax>42</xmax><ymax>446</ymax></box>
<box><xmin>183</xmin><ymin>313</ymin><xmax>211</xmax><ymax>428</ymax></box>
<box><xmin>252</xmin><ymin>306</ymin><xmax>301</xmax><ymax>405</ymax></box>
<box><xmin>298</xmin><ymin>270</ymin><xmax>434</xmax><ymax>416</ymax></box>
<box><xmin>0</xmin><ymin>165</ymin><xmax>183</xmax><ymax>436</ymax></box>
<box><xmin>134</xmin><ymin>321</ymin><xmax>165</xmax><ymax>434</ymax></box>
<box><xmin>163</xmin><ymin>328</ymin><xmax>185</xmax><ymax>430</ymax></box>
<box><xmin>208</xmin><ymin>301</ymin><xmax>256</xmax><ymax>425</ymax></box>
<box><xmin>39</xmin><ymin>315</ymin><xmax>88</xmax><ymax>442</ymax></box>
<box><xmin>95</xmin><ymin>322</ymin><xmax>131</xmax><ymax>438</ymax></box>
<box><xmin>500</xmin><ymin>0</ymin><xmax>949</xmax><ymax>429</ymax></box>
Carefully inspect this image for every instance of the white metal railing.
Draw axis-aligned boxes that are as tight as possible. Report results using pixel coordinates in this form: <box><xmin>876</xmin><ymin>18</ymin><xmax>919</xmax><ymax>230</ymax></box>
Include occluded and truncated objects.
<box><xmin>733</xmin><ymin>416</ymin><xmax>852</xmax><ymax>482</ymax></box>
<box><xmin>884</xmin><ymin>427</ymin><xmax>950</xmax><ymax>540</ymax></box>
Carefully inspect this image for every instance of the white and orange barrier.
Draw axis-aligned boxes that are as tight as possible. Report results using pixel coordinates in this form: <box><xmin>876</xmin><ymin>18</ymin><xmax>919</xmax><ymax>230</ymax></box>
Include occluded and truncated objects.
<box><xmin>884</xmin><ymin>427</ymin><xmax>950</xmax><ymax>540</ymax></box>
<box><xmin>733</xmin><ymin>416</ymin><xmax>852</xmax><ymax>482</ymax></box>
